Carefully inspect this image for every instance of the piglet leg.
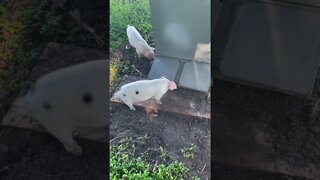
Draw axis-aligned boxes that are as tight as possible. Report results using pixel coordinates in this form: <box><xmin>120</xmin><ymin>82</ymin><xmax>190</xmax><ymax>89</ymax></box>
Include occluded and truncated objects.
<box><xmin>46</xmin><ymin>124</ymin><xmax>82</xmax><ymax>155</ymax></box>
<box><xmin>124</xmin><ymin>101</ymin><xmax>136</xmax><ymax>111</ymax></box>
<box><xmin>136</xmin><ymin>50</ymin><xmax>142</xmax><ymax>58</ymax></box>
<box><xmin>154</xmin><ymin>93</ymin><xmax>164</xmax><ymax>104</ymax></box>
<box><xmin>60</xmin><ymin>132</ymin><xmax>83</xmax><ymax>156</ymax></box>
<box><xmin>37</xmin><ymin>112</ymin><xmax>83</xmax><ymax>155</ymax></box>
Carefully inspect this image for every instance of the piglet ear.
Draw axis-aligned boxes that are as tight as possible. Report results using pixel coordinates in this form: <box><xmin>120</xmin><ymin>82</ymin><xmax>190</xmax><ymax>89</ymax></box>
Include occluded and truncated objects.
<box><xmin>168</xmin><ymin>81</ymin><xmax>177</xmax><ymax>90</ymax></box>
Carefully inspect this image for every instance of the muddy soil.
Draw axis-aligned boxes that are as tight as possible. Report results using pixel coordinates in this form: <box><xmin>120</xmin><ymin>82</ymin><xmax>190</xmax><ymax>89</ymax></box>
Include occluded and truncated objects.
<box><xmin>111</xmin><ymin>39</ymin><xmax>154</xmax><ymax>81</ymax></box>
<box><xmin>110</xmin><ymin>102</ymin><xmax>211</xmax><ymax>179</ymax></box>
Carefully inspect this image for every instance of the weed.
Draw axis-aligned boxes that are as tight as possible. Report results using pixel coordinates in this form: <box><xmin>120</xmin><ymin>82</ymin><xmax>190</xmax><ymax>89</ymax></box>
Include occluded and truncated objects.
<box><xmin>109</xmin><ymin>61</ymin><xmax>120</xmax><ymax>93</ymax></box>
<box><xmin>110</xmin><ymin>137</ymin><xmax>200</xmax><ymax>179</ymax></box>
<box><xmin>159</xmin><ymin>146</ymin><xmax>167</xmax><ymax>159</ymax></box>
<box><xmin>136</xmin><ymin>133</ymin><xmax>148</xmax><ymax>144</ymax></box>
<box><xmin>181</xmin><ymin>144</ymin><xmax>197</xmax><ymax>159</ymax></box>
<box><xmin>0</xmin><ymin>1</ymin><xmax>38</xmax><ymax>95</ymax></box>
<box><xmin>0</xmin><ymin>5</ymin><xmax>24</xmax><ymax>66</ymax></box>
<box><xmin>109</xmin><ymin>58</ymin><xmax>139</xmax><ymax>94</ymax></box>
<box><xmin>191</xmin><ymin>176</ymin><xmax>202</xmax><ymax>180</ymax></box>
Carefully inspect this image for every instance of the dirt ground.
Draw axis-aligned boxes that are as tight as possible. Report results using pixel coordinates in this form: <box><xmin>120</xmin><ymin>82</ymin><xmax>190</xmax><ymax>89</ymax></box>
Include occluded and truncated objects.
<box><xmin>110</xmin><ymin>102</ymin><xmax>211</xmax><ymax>179</ymax></box>
<box><xmin>111</xmin><ymin>39</ymin><xmax>154</xmax><ymax>82</ymax></box>
<box><xmin>0</xmin><ymin>128</ymin><xmax>106</xmax><ymax>180</ymax></box>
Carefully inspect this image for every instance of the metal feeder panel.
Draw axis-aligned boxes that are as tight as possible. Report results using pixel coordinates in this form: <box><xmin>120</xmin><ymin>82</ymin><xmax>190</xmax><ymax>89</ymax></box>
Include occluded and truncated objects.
<box><xmin>214</xmin><ymin>0</ymin><xmax>320</xmax><ymax>96</ymax></box>
<box><xmin>148</xmin><ymin>0</ymin><xmax>211</xmax><ymax>92</ymax></box>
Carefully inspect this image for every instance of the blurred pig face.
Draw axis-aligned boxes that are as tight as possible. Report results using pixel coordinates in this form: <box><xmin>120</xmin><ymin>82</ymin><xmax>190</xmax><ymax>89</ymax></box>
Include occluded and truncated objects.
<box><xmin>113</xmin><ymin>91</ymin><xmax>124</xmax><ymax>102</ymax></box>
<box><xmin>146</xmin><ymin>51</ymin><xmax>155</xmax><ymax>60</ymax></box>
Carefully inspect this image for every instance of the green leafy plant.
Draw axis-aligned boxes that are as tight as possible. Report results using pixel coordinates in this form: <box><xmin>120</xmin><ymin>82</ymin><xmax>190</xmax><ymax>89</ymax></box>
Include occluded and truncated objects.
<box><xmin>110</xmin><ymin>138</ymin><xmax>200</xmax><ymax>179</ymax></box>
<box><xmin>159</xmin><ymin>146</ymin><xmax>167</xmax><ymax>159</ymax></box>
<box><xmin>109</xmin><ymin>58</ymin><xmax>140</xmax><ymax>94</ymax></box>
<box><xmin>191</xmin><ymin>176</ymin><xmax>201</xmax><ymax>180</ymax></box>
<box><xmin>181</xmin><ymin>144</ymin><xmax>197</xmax><ymax>159</ymax></box>
<box><xmin>0</xmin><ymin>5</ymin><xmax>24</xmax><ymax>64</ymax></box>
<box><xmin>136</xmin><ymin>133</ymin><xmax>148</xmax><ymax>144</ymax></box>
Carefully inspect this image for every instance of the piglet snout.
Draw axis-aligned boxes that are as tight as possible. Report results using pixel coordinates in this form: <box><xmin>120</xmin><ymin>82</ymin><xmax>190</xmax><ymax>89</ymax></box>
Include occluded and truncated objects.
<box><xmin>110</xmin><ymin>92</ymin><xmax>122</xmax><ymax>102</ymax></box>
<box><xmin>146</xmin><ymin>51</ymin><xmax>155</xmax><ymax>60</ymax></box>
<box><xmin>168</xmin><ymin>81</ymin><xmax>177</xmax><ymax>90</ymax></box>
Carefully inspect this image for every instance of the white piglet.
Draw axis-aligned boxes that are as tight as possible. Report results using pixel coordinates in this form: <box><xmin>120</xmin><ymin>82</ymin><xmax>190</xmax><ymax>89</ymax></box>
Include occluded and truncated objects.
<box><xmin>13</xmin><ymin>60</ymin><xmax>107</xmax><ymax>155</ymax></box>
<box><xmin>127</xmin><ymin>25</ymin><xmax>155</xmax><ymax>60</ymax></box>
<box><xmin>113</xmin><ymin>77</ymin><xmax>177</xmax><ymax>110</ymax></box>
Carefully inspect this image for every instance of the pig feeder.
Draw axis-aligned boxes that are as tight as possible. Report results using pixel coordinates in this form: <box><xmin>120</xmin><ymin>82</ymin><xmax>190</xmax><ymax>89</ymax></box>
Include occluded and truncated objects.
<box><xmin>147</xmin><ymin>0</ymin><xmax>211</xmax><ymax>92</ymax></box>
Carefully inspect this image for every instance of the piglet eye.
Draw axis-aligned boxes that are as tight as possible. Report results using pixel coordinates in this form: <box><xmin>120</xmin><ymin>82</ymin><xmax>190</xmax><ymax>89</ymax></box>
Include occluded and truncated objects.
<box><xmin>123</xmin><ymin>94</ymin><xmax>126</xmax><ymax>96</ymax></box>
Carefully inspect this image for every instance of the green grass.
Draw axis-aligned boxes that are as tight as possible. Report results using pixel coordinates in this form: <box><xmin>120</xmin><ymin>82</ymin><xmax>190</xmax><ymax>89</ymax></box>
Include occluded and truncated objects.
<box><xmin>110</xmin><ymin>137</ymin><xmax>200</xmax><ymax>180</ymax></box>
<box><xmin>110</xmin><ymin>0</ymin><xmax>153</xmax><ymax>53</ymax></box>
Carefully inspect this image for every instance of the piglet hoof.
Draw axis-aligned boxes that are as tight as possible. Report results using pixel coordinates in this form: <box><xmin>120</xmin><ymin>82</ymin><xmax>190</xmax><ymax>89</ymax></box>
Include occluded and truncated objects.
<box><xmin>150</xmin><ymin>113</ymin><xmax>158</xmax><ymax>117</ymax></box>
<box><xmin>130</xmin><ymin>106</ymin><xmax>136</xmax><ymax>111</ymax></box>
